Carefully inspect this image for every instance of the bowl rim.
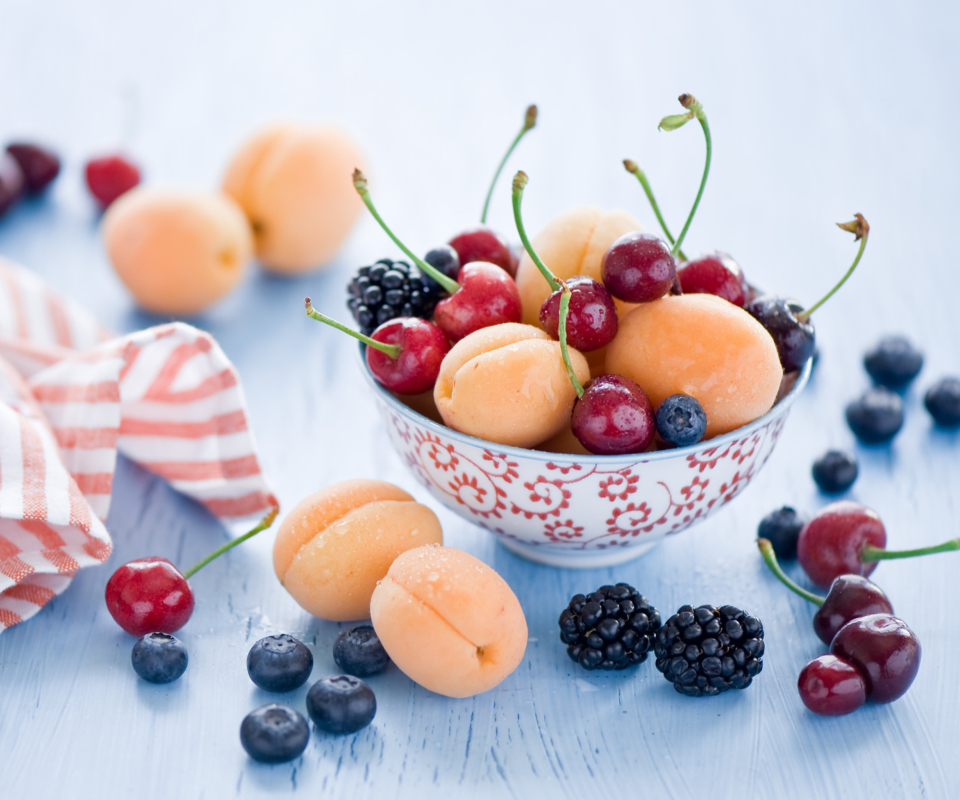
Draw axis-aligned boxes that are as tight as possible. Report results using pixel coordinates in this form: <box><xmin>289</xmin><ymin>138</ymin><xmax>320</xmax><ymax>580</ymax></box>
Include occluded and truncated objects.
<box><xmin>360</xmin><ymin>345</ymin><xmax>813</xmax><ymax>465</ymax></box>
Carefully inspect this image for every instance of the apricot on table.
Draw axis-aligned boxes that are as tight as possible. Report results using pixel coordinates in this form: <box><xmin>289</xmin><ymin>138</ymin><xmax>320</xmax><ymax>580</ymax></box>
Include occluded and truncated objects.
<box><xmin>102</xmin><ymin>187</ymin><xmax>252</xmax><ymax>315</ymax></box>
<box><xmin>605</xmin><ymin>293</ymin><xmax>783</xmax><ymax>439</ymax></box>
<box><xmin>434</xmin><ymin>323</ymin><xmax>590</xmax><ymax>448</ymax></box>
<box><xmin>370</xmin><ymin>544</ymin><xmax>527</xmax><ymax>698</ymax></box>
<box><xmin>273</xmin><ymin>480</ymin><xmax>443</xmax><ymax>622</ymax></box>
<box><xmin>223</xmin><ymin>123</ymin><xmax>365</xmax><ymax>274</ymax></box>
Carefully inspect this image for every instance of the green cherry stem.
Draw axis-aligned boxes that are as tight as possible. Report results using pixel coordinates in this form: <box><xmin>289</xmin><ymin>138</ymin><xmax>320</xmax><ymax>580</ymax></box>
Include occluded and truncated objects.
<box><xmin>860</xmin><ymin>538</ymin><xmax>960</xmax><ymax>563</ymax></box>
<box><xmin>303</xmin><ymin>298</ymin><xmax>402</xmax><ymax>359</ymax></box>
<box><xmin>796</xmin><ymin>214</ymin><xmax>869</xmax><ymax>323</ymax></box>
<box><xmin>757</xmin><ymin>538</ymin><xmax>825</xmax><ymax>607</ymax></box>
<box><xmin>558</xmin><ymin>288</ymin><xmax>584</xmax><ymax>398</ymax></box>
<box><xmin>511</xmin><ymin>170</ymin><xmax>561</xmax><ymax>292</ymax></box>
<box><xmin>182</xmin><ymin>507</ymin><xmax>279</xmax><ymax>580</ymax></box>
<box><xmin>481</xmin><ymin>104</ymin><xmax>538</xmax><ymax>224</ymax></box>
<box><xmin>622</xmin><ymin>159</ymin><xmax>687</xmax><ymax>261</ymax></box>
<box><xmin>352</xmin><ymin>169</ymin><xmax>460</xmax><ymax>295</ymax></box>
<box><xmin>658</xmin><ymin>94</ymin><xmax>711</xmax><ymax>258</ymax></box>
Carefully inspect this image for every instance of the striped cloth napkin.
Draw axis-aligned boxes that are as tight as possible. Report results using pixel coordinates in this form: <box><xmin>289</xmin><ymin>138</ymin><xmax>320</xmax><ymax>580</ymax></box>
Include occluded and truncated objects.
<box><xmin>0</xmin><ymin>257</ymin><xmax>278</xmax><ymax>634</ymax></box>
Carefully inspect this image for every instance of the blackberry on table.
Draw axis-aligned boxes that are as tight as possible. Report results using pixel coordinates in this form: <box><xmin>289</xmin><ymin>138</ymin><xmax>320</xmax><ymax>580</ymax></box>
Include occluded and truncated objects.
<box><xmin>558</xmin><ymin>583</ymin><xmax>660</xmax><ymax>670</ymax></box>
<box><xmin>654</xmin><ymin>604</ymin><xmax>764</xmax><ymax>696</ymax></box>
<box><xmin>347</xmin><ymin>256</ymin><xmax>451</xmax><ymax>336</ymax></box>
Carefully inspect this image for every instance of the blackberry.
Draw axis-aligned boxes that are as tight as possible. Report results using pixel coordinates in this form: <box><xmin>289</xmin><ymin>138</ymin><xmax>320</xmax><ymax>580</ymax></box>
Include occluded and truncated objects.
<box><xmin>811</xmin><ymin>450</ymin><xmax>858</xmax><ymax>494</ymax></box>
<box><xmin>863</xmin><ymin>336</ymin><xmax>923</xmax><ymax>390</ymax></box>
<box><xmin>346</xmin><ymin>249</ymin><xmax>458</xmax><ymax>336</ymax></box>
<box><xmin>654</xmin><ymin>605</ymin><xmax>764</xmax><ymax>696</ymax></box>
<box><xmin>558</xmin><ymin>583</ymin><xmax>660</xmax><ymax>670</ymax></box>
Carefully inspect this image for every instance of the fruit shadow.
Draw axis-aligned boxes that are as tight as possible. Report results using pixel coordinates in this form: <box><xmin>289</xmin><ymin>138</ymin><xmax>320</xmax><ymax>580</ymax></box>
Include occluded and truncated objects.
<box><xmin>134</xmin><ymin>663</ymin><xmax>190</xmax><ymax>711</ymax></box>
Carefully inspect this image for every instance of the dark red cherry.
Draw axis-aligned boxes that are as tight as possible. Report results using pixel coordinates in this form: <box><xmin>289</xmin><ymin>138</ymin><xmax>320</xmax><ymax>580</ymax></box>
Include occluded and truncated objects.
<box><xmin>677</xmin><ymin>252</ymin><xmax>748</xmax><ymax>306</ymax></box>
<box><xmin>448</xmin><ymin>226</ymin><xmax>518</xmax><ymax>278</ymax></box>
<box><xmin>85</xmin><ymin>153</ymin><xmax>141</xmax><ymax>207</ymax></box>
<box><xmin>432</xmin><ymin>261</ymin><xmax>522</xmax><ymax>342</ymax></box>
<box><xmin>601</xmin><ymin>231</ymin><xmax>676</xmax><ymax>303</ymax></box>
<box><xmin>812</xmin><ymin>574</ymin><xmax>894</xmax><ymax>645</ymax></box>
<box><xmin>0</xmin><ymin>152</ymin><xmax>25</xmax><ymax>217</ymax></box>
<box><xmin>366</xmin><ymin>317</ymin><xmax>450</xmax><ymax>394</ymax></box>
<box><xmin>539</xmin><ymin>277</ymin><xmax>618</xmax><ymax>352</ymax></box>
<box><xmin>571</xmin><ymin>374</ymin><xmax>655</xmax><ymax>455</ymax></box>
<box><xmin>830</xmin><ymin>614</ymin><xmax>921</xmax><ymax>703</ymax></box>
<box><xmin>105</xmin><ymin>557</ymin><xmax>195</xmax><ymax>636</ymax></box>
<box><xmin>6</xmin><ymin>143</ymin><xmax>61</xmax><ymax>194</ymax></box>
<box><xmin>797</xmin><ymin>501</ymin><xmax>885</xmax><ymax>588</ymax></box>
<box><xmin>798</xmin><ymin>655</ymin><xmax>867</xmax><ymax>716</ymax></box>
<box><xmin>745</xmin><ymin>295</ymin><xmax>815</xmax><ymax>373</ymax></box>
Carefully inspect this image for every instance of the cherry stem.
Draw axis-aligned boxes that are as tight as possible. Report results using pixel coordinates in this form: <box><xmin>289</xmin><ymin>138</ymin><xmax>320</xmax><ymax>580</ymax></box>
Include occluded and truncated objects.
<box><xmin>183</xmin><ymin>508</ymin><xmax>279</xmax><ymax>580</ymax></box>
<box><xmin>511</xmin><ymin>170</ymin><xmax>561</xmax><ymax>292</ymax></box>
<box><xmin>558</xmin><ymin>288</ymin><xmax>584</xmax><ymax>398</ymax></box>
<box><xmin>860</xmin><ymin>538</ymin><xmax>960</xmax><ymax>563</ymax></box>
<box><xmin>303</xmin><ymin>298</ymin><xmax>401</xmax><ymax>359</ymax></box>
<box><xmin>797</xmin><ymin>214</ymin><xmax>870</xmax><ymax>322</ymax></box>
<box><xmin>481</xmin><ymin>104</ymin><xmax>537</xmax><ymax>225</ymax></box>
<box><xmin>659</xmin><ymin>94</ymin><xmax>711</xmax><ymax>259</ymax></box>
<box><xmin>757</xmin><ymin>538</ymin><xmax>825</xmax><ymax>607</ymax></box>
<box><xmin>622</xmin><ymin>159</ymin><xmax>687</xmax><ymax>261</ymax></box>
<box><xmin>352</xmin><ymin>169</ymin><xmax>460</xmax><ymax>295</ymax></box>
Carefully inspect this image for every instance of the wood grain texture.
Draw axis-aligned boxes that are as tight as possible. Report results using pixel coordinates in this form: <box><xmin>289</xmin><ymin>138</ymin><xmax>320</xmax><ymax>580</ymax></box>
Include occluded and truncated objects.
<box><xmin>1</xmin><ymin>1</ymin><xmax>959</xmax><ymax>797</ymax></box>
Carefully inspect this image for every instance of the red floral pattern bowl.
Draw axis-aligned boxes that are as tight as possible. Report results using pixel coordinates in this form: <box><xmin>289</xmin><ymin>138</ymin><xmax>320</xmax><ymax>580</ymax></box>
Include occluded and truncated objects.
<box><xmin>361</xmin><ymin>356</ymin><xmax>812</xmax><ymax>568</ymax></box>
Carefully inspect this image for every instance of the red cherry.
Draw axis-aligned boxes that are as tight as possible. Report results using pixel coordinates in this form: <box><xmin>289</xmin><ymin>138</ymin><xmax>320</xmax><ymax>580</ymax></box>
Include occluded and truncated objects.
<box><xmin>677</xmin><ymin>252</ymin><xmax>748</xmax><ymax>306</ymax></box>
<box><xmin>571</xmin><ymin>374</ymin><xmax>656</xmax><ymax>455</ymax></box>
<box><xmin>432</xmin><ymin>261</ymin><xmax>522</xmax><ymax>342</ymax></box>
<box><xmin>105</xmin><ymin>557</ymin><xmax>195</xmax><ymax>636</ymax></box>
<box><xmin>539</xmin><ymin>277</ymin><xmax>618</xmax><ymax>352</ymax></box>
<box><xmin>85</xmin><ymin>153</ymin><xmax>141</xmax><ymax>207</ymax></box>
<box><xmin>812</xmin><ymin>574</ymin><xmax>893</xmax><ymax>645</ymax></box>
<box><xmin>6</xmin><ymin>143</ymin><xmax>61</xmax><ymax>194</ymax></box>
<box><xmin>365</xmin><ymin>317</ymin><xmax>450</xmax><ymax>394</ymax></box>
<box><xmin>448</xmin><ymin>226</ymin><xmax>518</xmax><ymax>277</ymax></box>
<box><xmin>797</xmin><ymin>655</ymin><xmax>867</xmax><ymax>716</ymax></box>
<box><xmin>830</xmin><ymin>614</ymin><xmax>921</xmax><ymax>703</ymax></box>
<box><xmin>601</xmin><ymin>231</ymin><xmax>676</xmax><ymax>303</ymax></box>
<box><xmin>797</xmin><ymin>501</ymin><xmax>886</xmax><ymax>588</ymax></box>
<box><xmin>0</xmin><ymin>152</ymin><xmax>25</xmax><ymax>217</ymax></box>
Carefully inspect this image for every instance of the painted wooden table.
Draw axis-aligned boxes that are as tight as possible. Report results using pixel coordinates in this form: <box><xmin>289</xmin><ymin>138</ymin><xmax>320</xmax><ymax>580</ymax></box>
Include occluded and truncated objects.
<box><xmin>2</xmin><ymin>2</ymin><xmax>959</xmax><ymax>797</ymax></box>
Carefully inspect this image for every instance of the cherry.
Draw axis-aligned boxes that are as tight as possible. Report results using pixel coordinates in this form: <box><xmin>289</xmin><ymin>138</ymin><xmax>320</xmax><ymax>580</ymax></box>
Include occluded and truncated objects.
<box><xmin>353</xmin><ymin>169</ymin><xmax>522</xmax><ymax>342</ymax></box>
<box><xmin>796</xmin><ymin>501</ymin><xmax>885</xmax><ymax>587</ymax></box>
<box><xmin>85</xmin><ymin>153</ymin><xmax>141</xmax><ymax>207</ymax></box>
<box><xmin>748</xmin><ymin>214</ymin><xmax>869</xmax><ymax>373</ymax></box>
<box><xmin>813</xmin><ymin>575</ymin><xmax>893</xmax><ymax>645</ymax></box>
<box><xmin>571</xmin><ymin>374</ymin><xmax>656</xmax><ymax>455</ymax></box>
<box><xmin>6</xmin><ymin>143</ymin><xmax>61</xmax><ymax>193</ymax></box>
<box><xmin>798</xmin><ymin>655</ymin><xmax>867</xmax><ymax>716</ymax></box>
<box><xmin>104</xmin><ymin>510</ymin><xmax>277</xmax><ymax>636</ymax></box>
<box><xmin>677</xmin><ymin>252</ymin><xmax>748</xmax><ymax>307</ymax></box>
<box><xmin>305</xmin><ymin>300</ymin><xmax>449</xmax><ymax>394</ymax></box>
<box><xmin>601</xmin><ymin>231</ymin><xmax>677</xmax><ymax>304</ymax></box>
<box><xmin>830</xmin><ymin>614</ymin><xmax>921</xmax><ymax>703</ymax></box>
<box><xmin>0</xmin><ymin>152</ymin><xmax>25</xmax><ymax>217</ymax></box>
<box><xmin>448</xmin><ymin>227</ymin><xmax>518</xmax><ymax>278</ymax></box>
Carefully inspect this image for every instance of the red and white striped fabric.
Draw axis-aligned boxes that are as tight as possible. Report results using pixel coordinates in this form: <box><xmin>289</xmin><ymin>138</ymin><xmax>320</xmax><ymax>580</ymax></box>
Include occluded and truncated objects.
<box><xmin>0</xmin><ymin>258</ymin><xmax>278</xmax><ymax>633</ymax></box>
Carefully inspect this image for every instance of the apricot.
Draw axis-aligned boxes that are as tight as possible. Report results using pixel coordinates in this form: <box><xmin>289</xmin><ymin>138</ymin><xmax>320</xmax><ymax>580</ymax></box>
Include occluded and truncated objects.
<box><xmin>434</xmin><ymin>323</ymin><xmax>590</xmax><ymax>448</ymax></box>
<box><xmin>102</xmin><ymin>188</ymin><xmax>252</xmax><ymax>315</ymax></box>
<box><xmin>515</xmin><ymin>206</ymin><xmax>643</xmax><ymax>326</ymax></box>
<box><xmin>273</xmin><ymin>480</ymin><xmax>443</xmax><ymax>621</ymax></box>
<box><xmin>370</xmin><ymin>544</ymin><xmax>527</xmax><ymax>697</ymax></box>
<box><xmin>223</xmin><ymin>123</ymin><xmax>364</xmax><ymax>273</ymax></box>
<box><xmin>605</xmin><ymin>294</ymin><xmax>783</xmax><ymax>439</ymax></box>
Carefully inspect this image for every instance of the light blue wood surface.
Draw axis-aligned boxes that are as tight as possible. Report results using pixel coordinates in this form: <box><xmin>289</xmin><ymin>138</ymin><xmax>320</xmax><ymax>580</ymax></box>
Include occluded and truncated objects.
<box><xmin>2</xmin><ymin>2</ymin><xmax>959</xmax><ymax>797</ymax></box>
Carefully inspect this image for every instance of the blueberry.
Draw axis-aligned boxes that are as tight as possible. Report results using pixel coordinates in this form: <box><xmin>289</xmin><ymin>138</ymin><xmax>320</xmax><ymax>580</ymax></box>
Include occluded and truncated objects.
<box><xmin>240</xmin><ymin>704</ymin><xmax>309</xmax><ymax>763</ymax></box>
<box><xmin>131</xmin><ymin>632</ymin><xmax>188</xmax><ymax>684</ymax></box>
<box><xmin>757</xmin><ymin>506</ymin><xmax>806</xmax><ymax>560</ymax></box>
<box><xmin>863</xmin><ymin>336</ymin><xmax>923</xmax><ymax>390</ymax></box>
<box><xmin>845</xmin><ymin>387</ymin><xmax>904</xmax><ymax>444</ymax></box>
<box><xmin>811</xmin><ymin>450</ymin><xmax>858</xmax><ymax>494</ymax></box>
<box><xmin>333</xmin><ymin>626</ymin><xmax>391</xmax><ymax>677</ymax></box>
<box><xmin>924</xmin><ymin>377</ymin><xmax>960</xmax><ymax>427</ymax></box>
<box><xmin>306</xmin><ymin>675</ymin><xmax>376</xmax><ymax>734</ymax></box>
<box><xmin>247</xmin><ymin>634</ymin><xmax>313</xmax><ymax>692</ymax></box>
<box><xmin>422</xmin><ymin>244</ymin><xmax>460</xmax><ymax>293</ymax></box>
<box><xmin>655</xmin><ymin>394</ymin><xmax>707</xmax><ymax>447</ymax></box>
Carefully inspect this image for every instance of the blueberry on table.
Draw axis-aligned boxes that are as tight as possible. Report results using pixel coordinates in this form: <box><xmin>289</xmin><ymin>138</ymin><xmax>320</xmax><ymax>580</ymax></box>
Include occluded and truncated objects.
<box><xmin>333</xmin><ymin>626</ymin><xmax>391</xmax><ymax>677</ymax></box>
<box><xmin>812</xmin><ymin>450</ymin><xmax>859</xmax><ymax>493</ymax></box>
<box><xmin>845</xmin><ymin>387</ymin><xmax>904</xmax><ymax>444</ymax></box>
<box><xmin>655</xmin><ymin>394</ymin><xmax>707</xmax><ymax>447</ymax></box>
<box><xmin>924</xmin><ymin>377</ymin><xmax>960</xmax><ymax>427</ymax></box>
<box><xmin>240</xmin><ymin>704</ymin><xmax>310</xmax><ymax>764</ymax></box>
<box><xmin>247</xmin><ymin>634</ymin><xmax>314</xmax><ymax>692</ymax></box>
<box><xmin>757</xmin><ymin>506</ymin><xmax>806</xmax><ymax>560</ymax></box>
<box><xmin>863</xmin><ymin>336</ymin><xmax>923</xmax><ymax>389</ymax></box>
<box><xmin>131</xmin><ymin>632</ymin><xmax>188</xmax><ymax>684</ymax></box>
<box><xmin>306</xmin><ymin>675</ymin><xmax>376</xmax><ymax>734</ymax></box>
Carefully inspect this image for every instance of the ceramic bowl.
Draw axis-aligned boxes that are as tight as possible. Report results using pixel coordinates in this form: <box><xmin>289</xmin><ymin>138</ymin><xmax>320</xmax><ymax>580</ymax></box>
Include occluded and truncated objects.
<box><xmin>362</xmin><ymin>354</ymin><xmax>812</xmax><ymax>569</ymax></box>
